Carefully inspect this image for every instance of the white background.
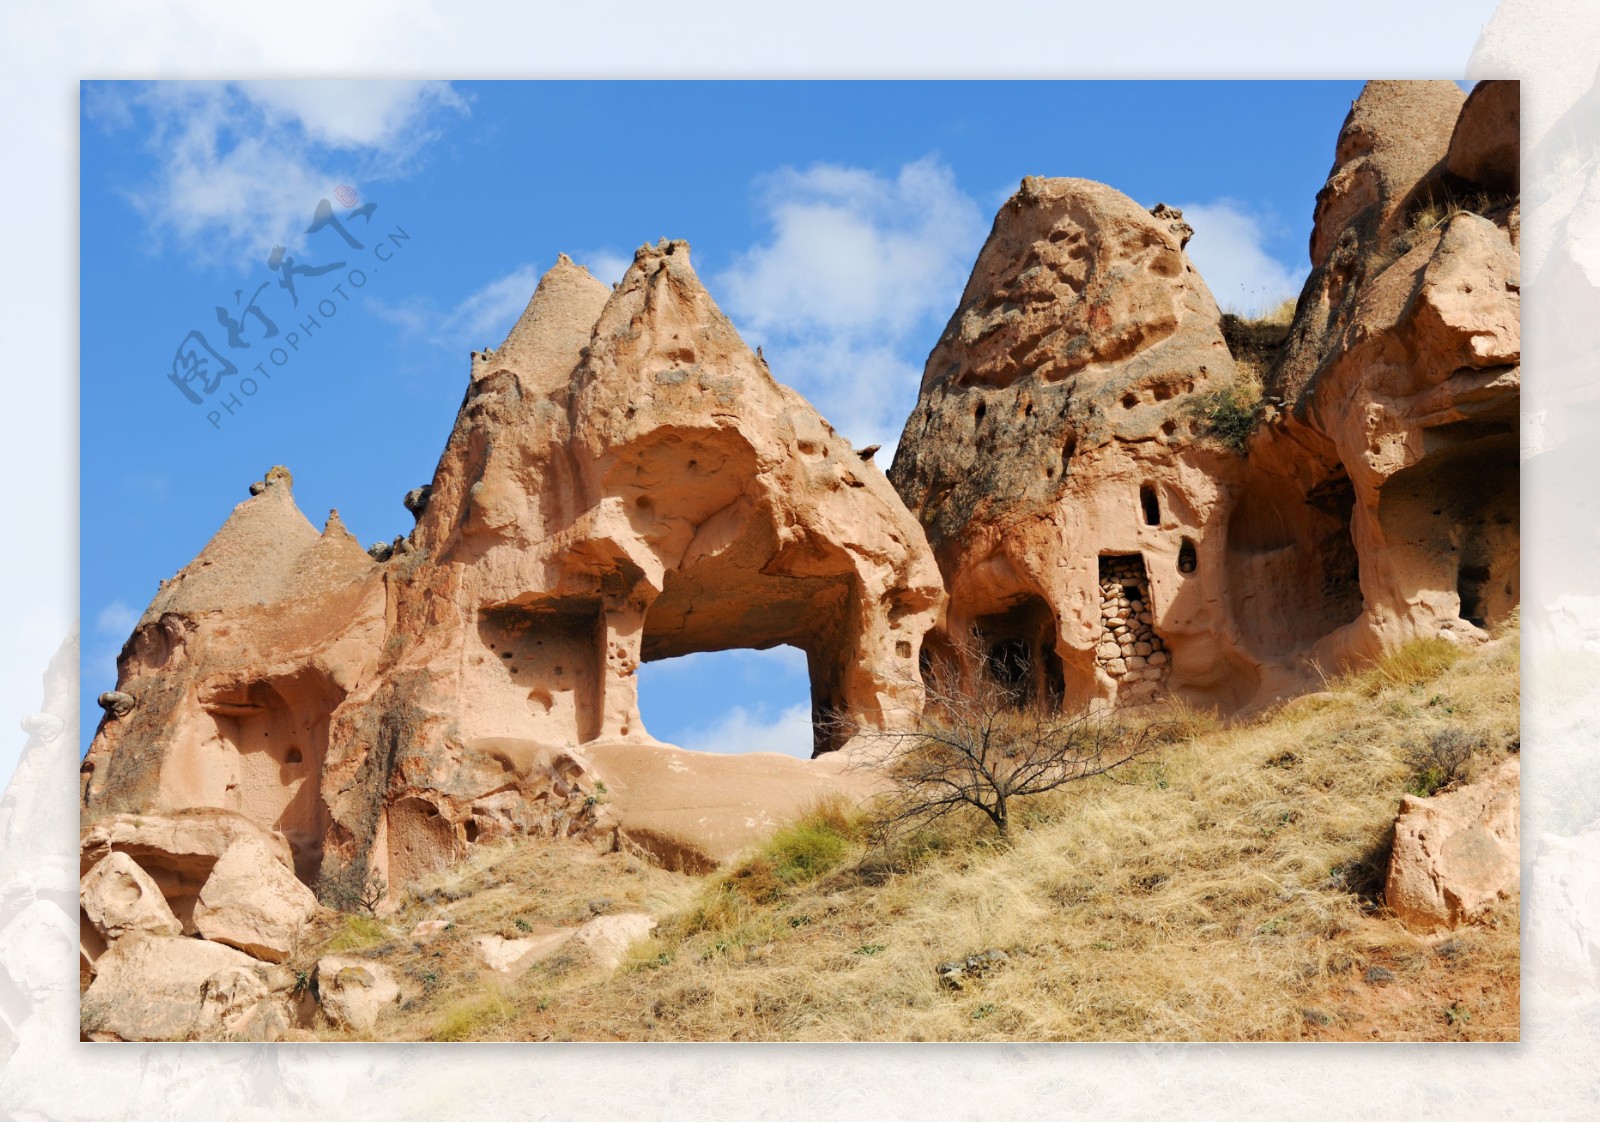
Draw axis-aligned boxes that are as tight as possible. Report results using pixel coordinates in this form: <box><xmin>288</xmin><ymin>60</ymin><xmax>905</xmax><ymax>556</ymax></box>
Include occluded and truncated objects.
<box><xmin>4</xmin><ymin>1</ymin><xmax>1598</xmax><ymax>1118</ymax></box>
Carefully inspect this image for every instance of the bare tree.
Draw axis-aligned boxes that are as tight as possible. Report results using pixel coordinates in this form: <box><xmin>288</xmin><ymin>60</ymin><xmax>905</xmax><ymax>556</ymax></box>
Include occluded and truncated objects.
<box><xmin>846</xmin><ymin>632</ymin><xmax>1163</xmax><ymax>841</ymax></box>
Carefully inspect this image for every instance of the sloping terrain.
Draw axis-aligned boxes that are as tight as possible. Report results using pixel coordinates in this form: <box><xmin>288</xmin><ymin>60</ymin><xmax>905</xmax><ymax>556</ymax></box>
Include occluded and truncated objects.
<box><xmin>297</xmin><ymin>621</ymin><xmax>1518</xmax><ymax>1042</ymax></box>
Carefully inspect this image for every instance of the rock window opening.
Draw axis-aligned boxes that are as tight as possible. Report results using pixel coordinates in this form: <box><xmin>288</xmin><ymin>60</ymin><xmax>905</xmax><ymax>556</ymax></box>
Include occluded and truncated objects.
<box><xmin>1140</xmin><ymin>485</ymin><xmax>1160</xmax><ymax>526</ymax></box>
<box><xmin>1177</xmin><ymin>537</ymin><xmax>1198</xmax><ymax>574</ymax></box>
<box><xmin>635</xmin><ymin>645</ymin><xmax>816</xmax><ymax>759</ymax></box>
<box><xmin>1094</xmin><ymin>554</ymin><xmax>1169</xmax><ymax>705</ymax></box>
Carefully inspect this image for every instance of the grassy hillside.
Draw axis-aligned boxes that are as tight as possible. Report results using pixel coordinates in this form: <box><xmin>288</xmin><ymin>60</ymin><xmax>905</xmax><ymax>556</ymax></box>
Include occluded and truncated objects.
<box><xmin>296</xmin><ymin>624</ymin><xmax>1519</xmax><ymax>1042</ymax></box>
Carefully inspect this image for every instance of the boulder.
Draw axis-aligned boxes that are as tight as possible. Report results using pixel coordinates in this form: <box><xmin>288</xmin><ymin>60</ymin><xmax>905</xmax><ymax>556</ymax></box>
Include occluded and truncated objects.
<box><xmin>1385</xmin><ymin>756</ymin><xmax>1520</xmax><ymax>930</ymax></box>
<box><xmin>192</xmin><ymin>835</ymin><xmax>320</xmax><ymax>962</ymax></box>
<box><xmin>0</xmin><ymin>898</ymin><xmax>74</xmax><ymax>1003</ymax></box>
<box><xmin>471</xmin><ymin>929</ymin><xmax>574</xmax><ymax>975</ymax></box>
<box><xmin>572</xmin><ymin>913</ymin><xmax>656</xmax><ymax>970</ymax></box>
<box><xmin>313</xmin><ymin>956</ymin><xmax>402</xmax><ymax>1034</ymax></box>
<box><xmin>193</xmin><ymin>962</ymin><xmax>299</xmax><ymax>1041</ymax></box>
<box><xmin>79</xmin><ymin>934</ymin><xmax>265</xmax><ymax>1041</ymax></box>
<box><xmin>80</xmin><ymin>851</ymin><xmax>181</xmax><ymax>942</ymax></box>
<box><xmin>80</xmin><ymin>809</ymin><xmax>297</xmax><ymax>932</ymax></box>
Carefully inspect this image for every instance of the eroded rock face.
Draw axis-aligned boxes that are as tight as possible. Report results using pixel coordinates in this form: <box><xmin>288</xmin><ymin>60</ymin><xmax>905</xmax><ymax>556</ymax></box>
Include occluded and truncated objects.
<box><xmin>79</xmin><ymin>809</ymin><xmax>299</xmax><ymax>933</ymax></box>
<box><xmin>1386</xmin><ymin>757</ymin><xmax>1520</xmax><ymax>931</ymax></box>
<box><xmin>1250</xmin><ymin>80</ymin><xmax>1521</xmax><ymax>669</ymax></box>
<box><xmin>891</xmin><ymin>178</ymin><xmax>1260</xmax><ymax>711</ymax></box>
<box><xmin>83</xmin><ymin>246</ymin><xmax>943</xmax><ymax>896</ymax></box>
<box><xmin>892</xmin><ymin>83</ymin><xmax>1520</xmax><ymax>716</ymax></box>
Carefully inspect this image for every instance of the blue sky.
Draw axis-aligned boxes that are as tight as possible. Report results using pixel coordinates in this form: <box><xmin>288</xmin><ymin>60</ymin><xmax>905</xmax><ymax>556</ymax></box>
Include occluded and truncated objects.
<box><xmin>80</xmin><ymin>79</ymin><xmax>1365</xmax><ymax>756</ymax></box>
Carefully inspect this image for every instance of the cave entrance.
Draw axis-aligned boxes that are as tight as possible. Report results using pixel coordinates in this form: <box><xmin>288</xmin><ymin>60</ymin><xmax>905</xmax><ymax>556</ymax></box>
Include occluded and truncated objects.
<box><xmin>196</xmin><ymin>668</ymin><xmax>344</xmax><ymax>885</ymax></box>
<box><xmin>635</xmin><ymin>645</ymin><xmax>817</xmax><ymax>758</ymax></box>
<box><xmin>1378</xmin><ymin>414</ymin><xmax>1519</xmax><ymax>632</ymax></box>
<box><xmin>974</xmin><ymin>595</ymin><xmax>1065</xmax><ymax>711</ymax></box>
<box><xmin>477</xmin><ymin>600</ymin><xmax>603</xmax><ymax>746</ymax></box>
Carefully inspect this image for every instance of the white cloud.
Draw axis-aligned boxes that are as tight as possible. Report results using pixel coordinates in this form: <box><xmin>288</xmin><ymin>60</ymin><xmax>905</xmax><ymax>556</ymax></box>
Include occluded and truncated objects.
<box><xmin>94</xmin><ymin>601</ymin><xmax>139</xmax><ymax>637</ymax></box>
<box><xmin>714</xmin><ymin>156</ymin><xmax>985</xmax><ymax>449</ymax></box>
<box><xmin>101</xmin><ymin>80</ymin><xmax>463</xmax><ymax>266</ymax></box>
<box><xmin>675</xmin><ymin>703</ymin><xmax>814</xmax><ymax>758</ymax></box>
<box><xmin>1174</xmin><ymin>199</ymin><xmax>1308</xmax><ymax>317</ymax></box>
<box><xmin>235</xmin><ymin>81</ymin><xmax>462</xmax><ymax>149</ymax></box>
<box><xmin>370</xmin><ymin>251</ymin><xmax>630</xmax><ymax>355</ymax></box>
<box><xmin>577</xmin><ymin>250</ymin><xmax>632</xmax><ymax>289</ymax></box>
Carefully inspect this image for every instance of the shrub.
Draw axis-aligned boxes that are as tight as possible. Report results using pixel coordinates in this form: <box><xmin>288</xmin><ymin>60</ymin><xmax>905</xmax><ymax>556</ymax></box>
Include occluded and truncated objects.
<box><xmin>1406</xmin><ymin>726</ymin><xmax>1486</xmax><ymax>797</ymax></box>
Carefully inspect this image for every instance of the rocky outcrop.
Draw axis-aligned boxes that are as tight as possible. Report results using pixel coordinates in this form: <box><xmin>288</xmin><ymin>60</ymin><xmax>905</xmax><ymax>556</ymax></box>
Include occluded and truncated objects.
<box><xmin>891</xmin><ymin>82</ymin><xmax>1520</xmax><ymax>714</ymax></box>
<box><xmin>890</xmin><ymin>177</ymin><xmax>1259</xmax><ymax>711</ymax></box>
<box><xmin>83</xmin><ymin>244</ymin><xmax>941</xmax><ymax>898</ymax></box>
<box><xmin>76</xmin><ymin>810</ymin><xmax>319</xmax><ymax>1039</ymax></box>
<box><xmin>1247</xmin><ymin>80</ymin><xmax>1521</xmax><ymax>670</ymax></box>
<box><xmin>1385</xmin><ymin>756</ymin><xmax>1520</xmax><ymax>930</ymax></box>
<box><xmin>80</xmin><ymin>809</ymin><xmax>299</xmax><ymax>933</ymax></box>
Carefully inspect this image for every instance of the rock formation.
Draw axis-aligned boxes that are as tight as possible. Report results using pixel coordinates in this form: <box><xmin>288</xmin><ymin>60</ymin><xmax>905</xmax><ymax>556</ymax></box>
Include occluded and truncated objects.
<box><xmin>891</xmin><ymin>81</ymin><xmax>1520</xmax><ymax>711</ymax></box>
<box><xmin>79</xmin><ymin>83</ymin><xmax>1521</xmax><ymax>1031</ymax></box>
<box><xmin>83</xmin><ymin>242</ymin><xmax>941</xmax><ymax>897</ymax></box>
<box><xmin>1385</xmin><ymin>756</ymin><xmax>1521</xmax><ymax>930</ymax></box>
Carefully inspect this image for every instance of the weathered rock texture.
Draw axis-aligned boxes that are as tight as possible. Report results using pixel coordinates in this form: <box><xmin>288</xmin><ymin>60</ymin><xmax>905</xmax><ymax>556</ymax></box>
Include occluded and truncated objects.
<box><xmin>1386</xmin><ymin>756</ymin><xmax>1520</xmax><ymax>930</ymax></box>
<box><xmin>84</xmin><ymin>244</ymin><xmax>939</xmax><ymax>894</ymax></box>
<box><xmin>892</xmin><ymin>81</ymin><xmax>1520</xmax><ymax>712</ymax></box>
<box><xmin>81</xmin><ymin>83</ymin><xmax>1519</xmax><ymax>993</ymax></box>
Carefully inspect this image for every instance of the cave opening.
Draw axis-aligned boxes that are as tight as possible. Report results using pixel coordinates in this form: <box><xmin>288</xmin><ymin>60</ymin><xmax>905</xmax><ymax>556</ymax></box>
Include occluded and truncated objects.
<box><xmin>1140</xmin><ymin>484</ymin><xmax>1161</xmax><ymax>526</ymax></box>
<box><xmin>194</xmin><ymin>668</ymin><xmax>345</xmax><ymax>886</ymax></box>
<box><xmin>974</xmin><ymin>595</ymin><xmax>1065</xmax><ymax>711</ymax></box>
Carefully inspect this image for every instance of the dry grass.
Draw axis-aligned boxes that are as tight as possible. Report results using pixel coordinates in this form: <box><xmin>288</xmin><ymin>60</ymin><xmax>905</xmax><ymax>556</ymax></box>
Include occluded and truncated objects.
<box><xmin>299</xmin><ymin>630</ymin><xmax>1519</xmax><ymax>1042</ymax></box>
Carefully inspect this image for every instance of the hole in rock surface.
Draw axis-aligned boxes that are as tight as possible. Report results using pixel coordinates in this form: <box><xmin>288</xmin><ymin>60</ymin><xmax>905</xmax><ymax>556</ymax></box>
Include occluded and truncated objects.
<box><xmin>636</xmin><ymin>645</ymin><xmax>815</xmax><ymax>759</ymax></box>
<box><xmin>973</xmin><ymin>595</ymin><xmax>1065</xmax><ymax>711</ymax></box>
<box><xmin>1140</xmin><ymin>484</ymin><xmax>1161</xmax><ymax>526</ymax></box>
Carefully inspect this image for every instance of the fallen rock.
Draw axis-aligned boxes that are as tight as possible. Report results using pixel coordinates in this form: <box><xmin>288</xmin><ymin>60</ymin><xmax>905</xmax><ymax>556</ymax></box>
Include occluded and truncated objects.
<box><xmin>192</xmin><ymin>835</ymin><xmax>320</xmax><ymax>962</ymax></box>
<box><xmin>471</xmin><ymin>929</ymin><xmax>574</xmax><ymax>975</ymax></box>
<box><xmin>0</xmin><ymin>898</ymin><xmax>75</xmax><ymax>1003</ymax></box>
<box><xmin>314</xmin><ymin>955</ymin><xmax>402</xmax><ymax>1034</ymax></box>
<box><xmin>80</xmin><ymin>809</ymin><xmax>297</xmax><ymax>933</ymax></box>
<box><xmin>411</xmin><ymin>918</ymin><xmax>452</xmax><ymax>942</ymax></box>
<box><xmin>194</xmin><ymin>961</ymin><xmax>299</xmax><ymax>1041</ymax></box>
<box><xmin>936</xmin><ymin>949</ymin><xmax>1010</xmax><ymax>990</ymax></box>
<box><xmin>80</xmin><ymin>851</ymin><xmax>181</xmax><ymax>942</ymax></box>
<box><xmin>572</xmin><ymin>913</ymin><xmax>656</xmax><ymax>970</ymax></box>
<box><xmin>80</xmin><ymin>934</ymin><xmax>264</xmax><ymax>1041</ymax></box>
<box><xmin>1386</xmin><ymin>756</ymin><xmax>1519</xmax><ymax>930</ymax></box>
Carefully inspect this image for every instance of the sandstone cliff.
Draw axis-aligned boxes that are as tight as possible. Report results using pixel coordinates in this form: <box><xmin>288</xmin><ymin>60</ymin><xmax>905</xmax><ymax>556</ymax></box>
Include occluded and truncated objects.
<box><xmin>83</xmin><ymin>81</ymin><xmax>1519</xmax><ymax>926</ymax></box>
<box><xmin>891</xmin><ymin>81</ymin><xmax>1520</xmax><ymax>713</ymax></box>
